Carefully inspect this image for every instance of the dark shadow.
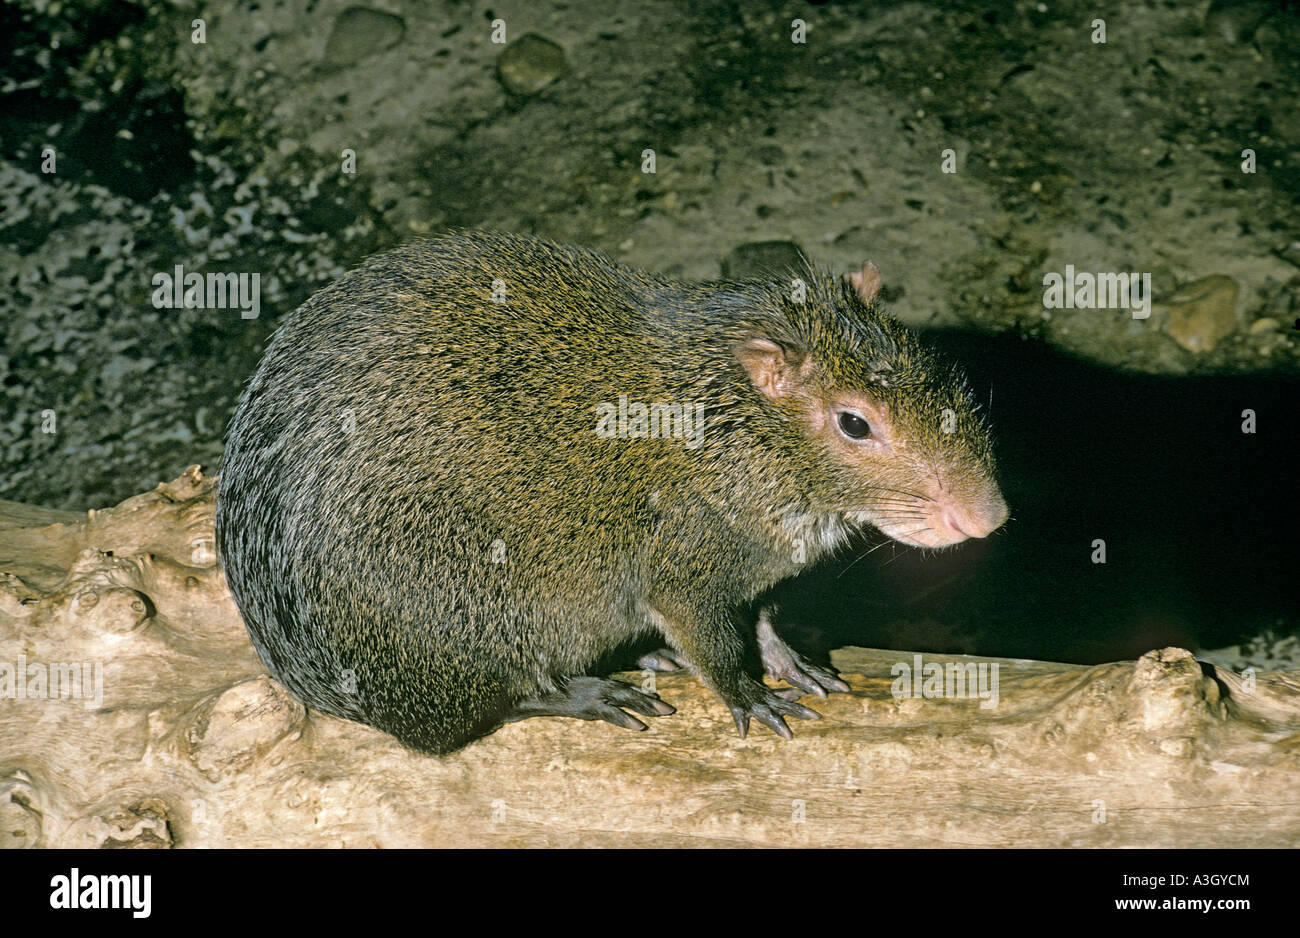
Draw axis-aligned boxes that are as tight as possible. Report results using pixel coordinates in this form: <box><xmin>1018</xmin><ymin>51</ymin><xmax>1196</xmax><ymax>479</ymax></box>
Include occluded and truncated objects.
<box><xmin>772</xmin><ymin>329</ymin><xmax>1300</xmax><ymax>665</ymax></box>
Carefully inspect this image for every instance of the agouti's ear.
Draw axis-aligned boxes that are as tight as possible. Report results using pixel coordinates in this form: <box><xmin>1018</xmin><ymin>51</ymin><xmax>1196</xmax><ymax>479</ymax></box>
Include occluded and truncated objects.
<box><xmin>844</xmin><ymin>260</ymin><xmax>883</xmax><ymax>305</ymax></box>
<box><xmin>735</xmin><ymin>338</ymin><xmax>807</xmax><ymax>400</ymax></box>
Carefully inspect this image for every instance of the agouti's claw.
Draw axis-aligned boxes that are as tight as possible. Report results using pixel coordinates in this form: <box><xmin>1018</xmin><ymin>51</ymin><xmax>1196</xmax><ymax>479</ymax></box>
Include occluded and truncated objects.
<box><xmin>604</xmin><ymin>709</ymin><xmax>649</xmax><ymax>731</ymax></box>
<box><xmin>756</xmin><ymin>609</ymin><xmax>852</xmax><ymax>699</ymax></box>
<box><xmin>757</xmin><ymin>711</ymin><xmax>794</xmax><ymax>740</ymax></box>
<box><xmin>804</xmin><ymin>665</ymin><xmax>851</xmax><ymax>695</ymax></box>
<box><xmin>727</xmin><ymin>682</ymin><xmax>820</xmax><ymax>741</ymax></box>
<box><xmin>730</xmin><ymin>707</ymin><xmax>751</xmax><ymax>739</ymax></box>
<box><xmin>601</xmin><ymin>680</ymin><xmax>676</xmax><ymax>718</ymax></box>
<box><xmin>784</xmin><ymin>700</ymin><xmax>821</xmax><ymax>722</ymax></box>
<box><xmin>778</xmin><ymin>662</ymin><xmax>851</xmax><ymax>698</ymax></box>
<box><xmin>505</xmin><ymin>676</ymin><xmax>674</xmax><ymax>732</ymax></box>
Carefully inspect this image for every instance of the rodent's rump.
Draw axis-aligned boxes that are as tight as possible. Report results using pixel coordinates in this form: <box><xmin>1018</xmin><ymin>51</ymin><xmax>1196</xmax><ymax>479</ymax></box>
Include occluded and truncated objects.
<box><xmin>214</xmin><ymin>230</ymin><xmax>1008</xmax><ymax>754</ymax></box>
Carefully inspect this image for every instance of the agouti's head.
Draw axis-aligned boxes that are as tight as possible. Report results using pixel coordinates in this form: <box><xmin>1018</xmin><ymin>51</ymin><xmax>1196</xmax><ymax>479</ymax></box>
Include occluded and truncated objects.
<box><xmin>733</xmin><ymin>261</ymin><xmax>1009</xmax><ymax>549</ymax></box>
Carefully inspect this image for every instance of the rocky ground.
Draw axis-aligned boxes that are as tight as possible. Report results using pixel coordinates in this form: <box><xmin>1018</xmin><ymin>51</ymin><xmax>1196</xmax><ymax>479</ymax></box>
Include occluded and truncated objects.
<box><xmin>2</xmin><ymin>0</ymin><xmax>1297</xmax><ymax>514</ymax></box>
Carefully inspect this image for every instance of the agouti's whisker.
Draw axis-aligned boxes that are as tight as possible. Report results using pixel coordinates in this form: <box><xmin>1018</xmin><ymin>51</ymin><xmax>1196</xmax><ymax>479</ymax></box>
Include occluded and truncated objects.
<box><xmin>862</xmin><ymin>486</ymin><xmax>934</xmax><ymax>503</ymax></box>
<box><xmin>837</xmin><ymin>532</ymin><xmax>909</xmax><ymax>575</ymax></box>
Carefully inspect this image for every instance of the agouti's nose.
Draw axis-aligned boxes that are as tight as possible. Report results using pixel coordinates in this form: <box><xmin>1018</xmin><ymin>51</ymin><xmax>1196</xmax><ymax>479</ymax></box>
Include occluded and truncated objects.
<box><xmin>937</xmin><ymin>493</ymin><xmax>1009</xmax><ymax>540</ymax></box>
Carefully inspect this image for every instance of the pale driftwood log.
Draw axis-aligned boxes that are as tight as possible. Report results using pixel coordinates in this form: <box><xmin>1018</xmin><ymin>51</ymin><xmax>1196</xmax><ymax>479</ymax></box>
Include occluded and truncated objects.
<box><xmin>1</xmin><ymin>467</ymin><xmax>1298</xmax><ymax>848</ymax></box>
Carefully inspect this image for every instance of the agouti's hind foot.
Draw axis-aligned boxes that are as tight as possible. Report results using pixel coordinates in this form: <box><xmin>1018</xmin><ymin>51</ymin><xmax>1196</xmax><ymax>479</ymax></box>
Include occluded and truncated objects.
<box><xmin>756</xmin><ymin>608</ymin><xmax>851</xmax><ymax>699</ymax></box>
<box><xmin>727</xmin><ymin>679</ymin><xmax>822</xmax><ymax>741</ymax></box>
<box><xmin>505</xmin><ymin>677</ymin><xmax>676</xmax><ymax>732</ymax></box>
<box><xmin>636</xmin><ymin>648</ymin><xmax>692</xmax><ymax>672</ymax></box>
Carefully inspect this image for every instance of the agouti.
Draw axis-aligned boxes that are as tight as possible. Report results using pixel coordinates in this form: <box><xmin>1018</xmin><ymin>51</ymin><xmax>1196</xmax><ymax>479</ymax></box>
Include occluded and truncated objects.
<box><xmin>215</xmin><ymin>230</ymin><xmax>1008</xmax><ymax>754</ymax></box>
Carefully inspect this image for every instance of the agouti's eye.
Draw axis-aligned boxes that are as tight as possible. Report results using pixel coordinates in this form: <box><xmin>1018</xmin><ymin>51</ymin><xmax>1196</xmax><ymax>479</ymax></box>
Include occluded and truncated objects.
<box><xmin>838</xmin><ymin>411</ymin><xmax>872</xmax><ymax>440</ymax></box>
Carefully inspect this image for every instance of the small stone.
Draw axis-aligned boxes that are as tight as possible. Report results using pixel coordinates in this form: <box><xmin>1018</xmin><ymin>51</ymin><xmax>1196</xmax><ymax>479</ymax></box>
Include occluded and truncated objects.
<box><xmin>1203</xmin><ymin>0</ymin><xmax>1274</xmax><ymax>43</ymax></box>
<box><xmin>324</xmin><ymin>7</ymin><xmax>406</xmax><ymax>67</ymax></box>
<box><xmin>1274</xmin><ymin>241</ymin><xmax>1300</xmax><ymax>269</ymax></box>
<box><xmin>1157</xmin><ymin>274</ymin><xmax>1240</xmax><ymax>353</ymax></box>
<box><xmin>721</xmin><ymin>241</ymin><xmax>810</xmax><ymax>280</ymax></box>
<box><xmin>497</xmin><ymin>34</ymin><xmax>567</xmax><ymax>95</ymax></box>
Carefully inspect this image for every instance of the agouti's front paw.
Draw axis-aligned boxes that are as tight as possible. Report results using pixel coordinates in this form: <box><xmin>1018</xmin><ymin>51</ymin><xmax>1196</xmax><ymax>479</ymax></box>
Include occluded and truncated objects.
<box><xmin>726</xmin><ymin>680</ymin><xmax>821</xmax><ymax>741</ymax></box>
<box><xmin>763</xmin><ymin>645</ymin><xmax>851</xmax><ymax>699</ymax></box>
<box><xmin>756</xmin><ymin>608</ymin><xmax>851</xmax><ymax>699</ymax></box>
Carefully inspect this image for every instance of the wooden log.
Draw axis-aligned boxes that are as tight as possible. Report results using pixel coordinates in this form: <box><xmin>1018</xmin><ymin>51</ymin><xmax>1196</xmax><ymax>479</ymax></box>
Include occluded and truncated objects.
<box><xmin>1</xmin><ymin>468</ymin><xmax>1297</xmax><ymax>847</ymax></box>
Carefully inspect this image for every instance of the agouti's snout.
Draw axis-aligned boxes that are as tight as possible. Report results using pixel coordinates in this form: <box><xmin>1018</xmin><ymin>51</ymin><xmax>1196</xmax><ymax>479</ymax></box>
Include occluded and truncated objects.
<box><xmin>919</xmin><ymin>488</ymin><xmax>1009</xmax><ymax>547</ymax></box>
<box><xmin>855</xmin><ymin>477</ymin><xmax>1008</xmax><ymax>549</ymax></box>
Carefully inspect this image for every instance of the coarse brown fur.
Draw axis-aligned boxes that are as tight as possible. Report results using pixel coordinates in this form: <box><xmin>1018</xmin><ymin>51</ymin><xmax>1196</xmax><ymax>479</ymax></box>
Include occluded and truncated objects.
<box><xmin>215</xmin><ymin>230</ymin><xmax>1007</xmax><ymax>754</ymax></box>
